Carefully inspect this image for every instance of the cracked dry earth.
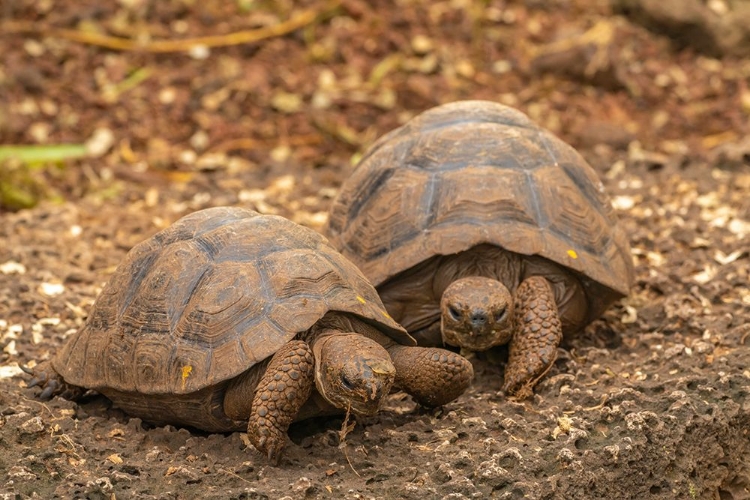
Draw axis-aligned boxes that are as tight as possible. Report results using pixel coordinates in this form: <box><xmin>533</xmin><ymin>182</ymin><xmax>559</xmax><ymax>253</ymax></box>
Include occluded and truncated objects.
<box><xmin>1</xmin><ymin>153</ymin><xmax>749</xmax><ymax>500</ymax></box>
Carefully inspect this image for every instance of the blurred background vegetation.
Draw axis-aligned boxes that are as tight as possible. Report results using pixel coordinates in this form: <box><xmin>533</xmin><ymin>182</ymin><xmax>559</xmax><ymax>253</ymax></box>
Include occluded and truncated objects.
<box><xmin>1</xmin><ymin>0</ymin><xmax>748</xmax><ymax>212</ymax></box>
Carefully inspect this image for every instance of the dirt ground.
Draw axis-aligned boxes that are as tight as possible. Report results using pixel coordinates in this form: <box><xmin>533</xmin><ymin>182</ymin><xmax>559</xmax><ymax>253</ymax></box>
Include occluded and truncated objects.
<box><xmin>1</xmin><ymin>1</ymin><xmax>749</xmax><ymax>499</ymax></box>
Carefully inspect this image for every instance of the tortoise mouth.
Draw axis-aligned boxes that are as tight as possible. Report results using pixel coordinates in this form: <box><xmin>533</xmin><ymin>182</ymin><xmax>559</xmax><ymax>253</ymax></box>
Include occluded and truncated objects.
<box><xmin>441</xmin><ymin>320</ymin><xmax>511</xmax><ymax>351</ymax></box>
<box><xmin>340</xmin><ymin>393</ymin><xmax>387</xmax><ymax>416</ymax></box>
<box><xmin>319</xmin><ymin>373</ymin><xmax>395</xmax><ymax>416</ymax></box>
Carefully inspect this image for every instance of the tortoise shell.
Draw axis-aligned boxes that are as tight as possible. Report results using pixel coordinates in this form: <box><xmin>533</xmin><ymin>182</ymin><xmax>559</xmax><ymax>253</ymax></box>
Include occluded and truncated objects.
<box><xmin>325</xmin><ymin>100</ymin><xmax>634</xmax><ymax>319</ymax></box>
<box><xmin>54</xmin><ymin>207</ymin><xmax>407</xmax><ymax>396</ymax></box>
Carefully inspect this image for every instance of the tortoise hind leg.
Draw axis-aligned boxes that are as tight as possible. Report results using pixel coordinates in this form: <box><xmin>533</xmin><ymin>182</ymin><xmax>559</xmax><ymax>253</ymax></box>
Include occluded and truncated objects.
<box><xmin>502</xmin><ymin>275</ymin><xmax>563</xmax><ymax>398</ymax></box>
<box><xmin>387</xmin><ymin>345</ymin><xmax>474</xmax><ymax>407</ymax></box>
<box><xmin>225</xmin><ymin>340</ymin><xmax>315</xmax><ymax>464</ymax></box>
<box><xmin>23</xmin><ymin>360</ymin><xmax>86</xmax><ymax>400</ymax></box>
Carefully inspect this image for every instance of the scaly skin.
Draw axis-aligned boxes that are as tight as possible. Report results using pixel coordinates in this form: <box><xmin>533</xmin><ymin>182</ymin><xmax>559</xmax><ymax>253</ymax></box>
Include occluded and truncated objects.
<box><xmin>503</xmin><ymin>276</ymin><xmax>563</xmax><ymax>397</ymax></box>
<box><xmin>387</xmin><ymin>345</ymin><xmax>474</xmax><ymax>407</ymax></box>
<box><xmin>245</xmin><ymin>340</ymin><xmax>315</xmax><ymax>464</ymax></box>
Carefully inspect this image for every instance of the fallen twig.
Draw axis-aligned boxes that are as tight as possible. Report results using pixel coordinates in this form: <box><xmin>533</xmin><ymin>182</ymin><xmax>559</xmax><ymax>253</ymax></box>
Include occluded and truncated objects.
<box><xmin>338</xmin><ymin>404</ymin><xmax>360</xmax><ymax>477</ymax></box>
<box><xmin>2</xmin><ymin>1</ymin><xmax>341</xmax><ymax>53</ymax></box>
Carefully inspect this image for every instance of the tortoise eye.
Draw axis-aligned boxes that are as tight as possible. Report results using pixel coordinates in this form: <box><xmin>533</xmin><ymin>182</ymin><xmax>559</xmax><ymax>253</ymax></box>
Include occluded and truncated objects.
<box><xmin>494</xmin><ymin>307</ymin><xmax>507</xmax><ymax>322</ymax></box>
<box><xmin>448</xmin><ymin>305</ymin><xmax>461</xmax><ymax>321</ymax></box>
<box><xmin>341</xmin><ymin>374</ymin><xmax>355</xmax><ymax>390</ymax></box>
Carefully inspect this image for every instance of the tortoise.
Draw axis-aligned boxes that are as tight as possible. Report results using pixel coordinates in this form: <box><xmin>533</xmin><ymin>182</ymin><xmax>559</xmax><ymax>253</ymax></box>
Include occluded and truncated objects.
<box><xmin>324</xmin><ymin>100</ymin><xmax>634</xmax><ymax>397</ymax></box>
<box><xmin>25</xmin><ymin>207</ymin><xmax>473</xmax><ymax>463</ymax></box>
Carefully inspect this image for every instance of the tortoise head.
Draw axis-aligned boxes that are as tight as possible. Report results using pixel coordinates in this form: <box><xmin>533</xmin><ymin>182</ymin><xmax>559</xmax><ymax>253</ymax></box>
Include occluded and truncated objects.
<box><xmin>312</xmin><ymin>333</ymin><xmax>396</xmax><ymax>416</ymax></box>
<box><xmin>440</xmin><ymin>276</ymin><xmax>514</xmax><ymax>351</ymax></box>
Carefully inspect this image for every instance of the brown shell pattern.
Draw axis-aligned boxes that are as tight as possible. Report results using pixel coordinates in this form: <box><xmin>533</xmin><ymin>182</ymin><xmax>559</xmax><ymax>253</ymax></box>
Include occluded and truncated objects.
<box><xmin>54</xmin><ymin>207</ymin><xmax>406</xmax><ymax>395</ymax></box>
<box><xmin>325</xmin><ymin>100</ymin><xmax>634</xmax><ymax>304</ymax></box>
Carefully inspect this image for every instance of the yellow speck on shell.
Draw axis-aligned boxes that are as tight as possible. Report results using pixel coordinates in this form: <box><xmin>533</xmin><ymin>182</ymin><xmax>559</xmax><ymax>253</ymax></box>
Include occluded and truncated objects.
<box><xmin>356</xmin><ymin>296</ymin><xmax>366</xmax><ymax>304</ymax></box>
<box><xmin>181</xmin><ymin>365</ymin><xmax>192</xmax><ymax>389</ymax></box>
<box><xmin>567</xmin><ymin>249</ymin><xmax>578</xmax><ymax>259</ymax></box>
<box><xmin>381</xmin><ymin>310</ymin><xmax>392</xmax><ymax>319</ymax></box>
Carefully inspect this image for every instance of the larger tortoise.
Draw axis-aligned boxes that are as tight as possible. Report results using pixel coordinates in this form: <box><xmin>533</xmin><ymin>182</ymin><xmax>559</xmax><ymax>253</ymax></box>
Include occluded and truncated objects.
<box><xmin>325</xmin><ymin>100</ymin><xmax>634</xmax><ymax>396</ymax></box>
<box><xmin>26</xmin><ymin>207</ymin><xmax>473</xmax><ymax>463</ymax></box>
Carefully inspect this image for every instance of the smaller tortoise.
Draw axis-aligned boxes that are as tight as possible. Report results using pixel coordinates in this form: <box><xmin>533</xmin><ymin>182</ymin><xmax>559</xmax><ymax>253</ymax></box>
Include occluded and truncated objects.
<box><xmin>26</xmin><ymin>207</ymin><xmax>473</xmax><ymax>463</ymax></box>
<box><xmin>325</xmin><ymin>100</ymin><xmax>634</xmax><ymax>397</ymax></box>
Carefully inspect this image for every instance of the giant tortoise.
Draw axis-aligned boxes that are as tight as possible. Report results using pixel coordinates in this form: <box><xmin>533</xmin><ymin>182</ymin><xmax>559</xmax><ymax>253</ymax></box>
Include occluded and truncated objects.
<box><xmin>26</xmin><ymin>207</ymin><xmax>473</xmax><ymax>462</ymax></box>
<box><xmin>325</xmin><ymin>101</ymin><xmax>634</xmax><ymax>396</ymax></box>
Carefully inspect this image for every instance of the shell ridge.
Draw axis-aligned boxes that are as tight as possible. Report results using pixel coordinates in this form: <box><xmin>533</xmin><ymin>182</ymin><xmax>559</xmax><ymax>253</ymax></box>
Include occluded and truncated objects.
<box><xmin>170</xmin><ymin>263</ymin><xmax>212</xmax><ymax>336</ymax></box>
<box><xmin>559</xmin><ymin>160</ymin><xmax>614</xmax><ymax>223</ymax></box>
<box><xmin>278</xmin><ymin>270</ymin><xmax>347</xmax><ymax>299</ymax></box>
<box><xmin>422</xmin><ymin>172</ymin><xmax>440</xmax><ymax>234</ymax></box>
<box><xmin>345</xmin><ymin>166</ymin><xmax>395</xmax><ymax>224</ymax></box>
<box><xmin>318</xmin><ymin>247</ymin><xmax>367</xmax><ymax>300</ymax></box>
<box><xmin>322</xmin><ymin>250</ymin><xmax>407</xmax><ymax>338</ymax></box>
<box><xmin>115</xmin><ymin>249</ymin><xmax>159</xmax><ymax>323</ymax></box>
<box><xmin>251</xmin><ymin>255</ymin><xmax>274</xmax><ymax>322</ymax></box>
<box><xmin>524</xmin><ymin>170</ymin><xmax>547</xmax><ymax>230</ymax></box>
<box><xmin>537</xmin><ymin>128</ymin><xmax>560</xmax><ymax>168</ymax></box>
<box><xmin>192</xmin><ymin>230</ymin><xmax>223</xmax><ymax>260</ymax></box>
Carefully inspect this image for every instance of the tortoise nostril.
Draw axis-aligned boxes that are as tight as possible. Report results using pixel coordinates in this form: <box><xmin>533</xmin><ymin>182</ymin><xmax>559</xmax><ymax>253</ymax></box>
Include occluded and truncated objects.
<box><xmin>470</xmin><ymin>311</ymin><xmax>487</xmax><ymax>325</ymax></box>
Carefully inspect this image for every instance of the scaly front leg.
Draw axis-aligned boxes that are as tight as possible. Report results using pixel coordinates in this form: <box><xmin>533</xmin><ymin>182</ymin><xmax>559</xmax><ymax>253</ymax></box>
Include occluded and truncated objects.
<box><xmin>244</xmin><ymin>340</ymin><xmax>314</xmax><ymax>464</ymax></box>
<box><xmin>502</xmin><ymin>276</ymin><xmax>563</xmax><ymax>398</ymax></box>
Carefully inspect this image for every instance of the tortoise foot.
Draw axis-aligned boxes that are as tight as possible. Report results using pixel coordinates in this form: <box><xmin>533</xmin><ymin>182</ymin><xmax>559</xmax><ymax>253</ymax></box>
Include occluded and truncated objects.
<box><xmin>248</xmin><ymin>415</ymin><xmax>287</xmax><ymax>465</ymax></box>
<box><xmin>247</xmin><ymin>340</ymin><xmax>315</xmax><ymax>465</ymax></box>
<box><xmin>23</xmin><ymin>361</ymin><xmax>85</xmax><ymax>400</ymax></box>
<box><xmin>503</xmin><ymin>276</ymin><xmax>562</xmax><ymax>397</ymax></box>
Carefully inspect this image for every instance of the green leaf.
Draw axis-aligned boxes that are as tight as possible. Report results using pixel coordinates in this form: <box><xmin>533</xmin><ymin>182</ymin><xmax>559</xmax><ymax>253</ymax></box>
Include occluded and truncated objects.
<box><xmin>0</xmin><ymin>144</ymin><xmax>87</xmax><ymax>164</ymax></box>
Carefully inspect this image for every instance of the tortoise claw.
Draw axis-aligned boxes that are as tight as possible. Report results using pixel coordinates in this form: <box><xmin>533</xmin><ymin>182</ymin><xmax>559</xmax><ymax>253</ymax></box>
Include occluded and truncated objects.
<box><xmin>26</xmin><ymin>377</ymin><xmax>43</xmax><ymax>389</ymax></box>
<box><xmin>25</xmin><ymin>367</ymin><xmax>51</xmax><ymax>390</ymax></box>
<box><xmin>21</xmin><ymin>361</ymin><xmax>83</xmax><ymax>400</ymax></box>
<box><xmin>39</xmin><ymin>379</ymin><xmax>59</xmax><ymax>400</ymax></box>
<box><xmin>268</xmin><ymin>447</ymin><xmax>281</xmax><ymax>466</ymax></box>
<box><xmin>264</xmin><ymin>439</ymin><xmax>284</xmax><ymax>466</ymax></box>
<box><xmin>253</xmin><ymin>436</ymin><xmax>282</xmax><ymax>465</ymax></box>
<box><xmin>24</xmin><ymin>370</ymin><xmax>51</xmax><ymax>393</ymax></box>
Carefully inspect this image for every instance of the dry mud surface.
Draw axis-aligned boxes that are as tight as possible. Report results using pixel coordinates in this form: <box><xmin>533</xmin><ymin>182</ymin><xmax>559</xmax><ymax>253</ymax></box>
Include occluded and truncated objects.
<box><xmin>1</xmin><ymin>1</ymin><xmax>749</xmax><ymax>499</ymax></box>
